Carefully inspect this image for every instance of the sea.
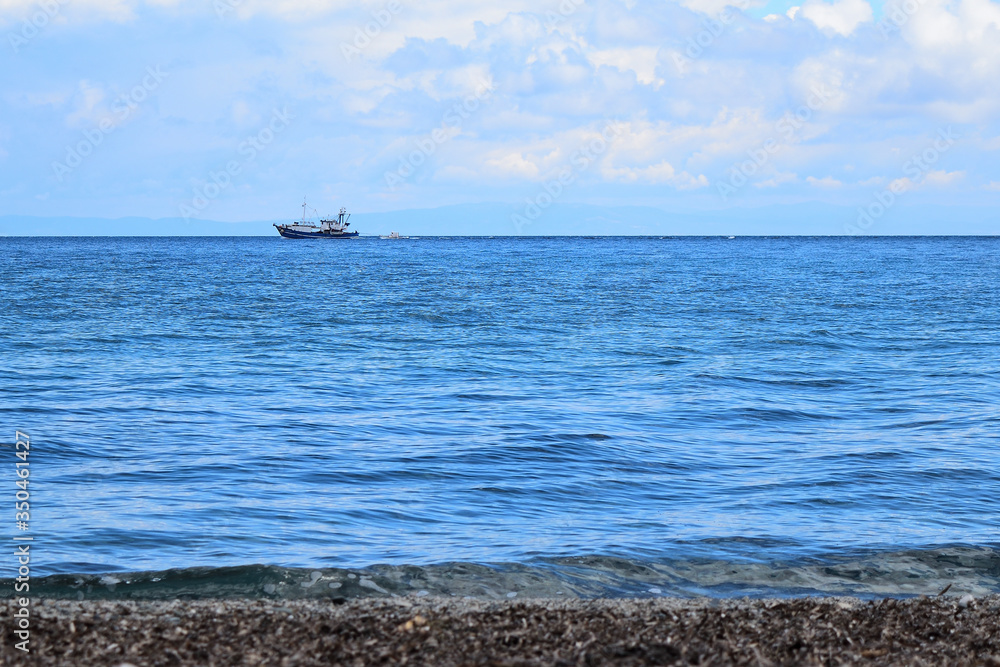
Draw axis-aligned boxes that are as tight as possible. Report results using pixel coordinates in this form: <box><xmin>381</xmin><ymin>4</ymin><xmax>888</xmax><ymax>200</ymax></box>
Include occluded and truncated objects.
<box><xmin>2</xmin><ymin>236</ymin><xmax>998</xmax><ymax>601</ymax></box>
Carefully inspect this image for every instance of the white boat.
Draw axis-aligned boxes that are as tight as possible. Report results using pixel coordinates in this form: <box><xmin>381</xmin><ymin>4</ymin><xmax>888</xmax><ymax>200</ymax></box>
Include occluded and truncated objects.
<box><xmin>274</xmin><ymin>200</ymin><xmax>358</xmax><ymax>239</ymax></box>
<box><xmin>379</xmin><ymin>231</ymin><xmax>409</xmax><ymax>239</ymax></box>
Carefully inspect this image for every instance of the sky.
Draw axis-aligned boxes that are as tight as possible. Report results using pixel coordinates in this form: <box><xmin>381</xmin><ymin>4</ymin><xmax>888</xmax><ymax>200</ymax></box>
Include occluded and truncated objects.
<box><xmin>1</xmin><ymin>0</ymin><xmax>999</xmax><ymax>234</ymax></box>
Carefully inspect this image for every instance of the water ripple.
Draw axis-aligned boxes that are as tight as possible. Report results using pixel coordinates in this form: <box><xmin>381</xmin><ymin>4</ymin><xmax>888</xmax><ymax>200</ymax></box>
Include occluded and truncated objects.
<box><xmin>2</xmin><ymin>236</ymin><xmax>999</xmax><ymax>592</ymax></box>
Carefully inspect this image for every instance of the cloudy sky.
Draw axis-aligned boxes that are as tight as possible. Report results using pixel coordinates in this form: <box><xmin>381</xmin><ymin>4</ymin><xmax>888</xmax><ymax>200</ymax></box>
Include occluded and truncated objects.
<box><xmin>1</xmin><ymin>0</ymin><xmax>998</xmax><ymax>233</ymax></box>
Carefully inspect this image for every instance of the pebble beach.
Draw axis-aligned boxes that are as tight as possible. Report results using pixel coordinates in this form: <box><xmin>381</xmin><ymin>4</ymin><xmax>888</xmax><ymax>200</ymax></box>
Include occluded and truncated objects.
<box><xmin>5</xmin><ymin>595</ymin><xmax>999</xmax><ymax>665</ymax></box>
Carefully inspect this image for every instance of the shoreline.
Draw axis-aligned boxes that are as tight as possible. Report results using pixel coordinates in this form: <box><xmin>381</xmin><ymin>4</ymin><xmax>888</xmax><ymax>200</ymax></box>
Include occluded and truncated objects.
<box><xmin>16</xmin><ymin>545</ymin><xmax>1000</xmax><ymax>602</ymax></box>
<box><xmin>5</xmin><ymin>595</ymin><xmax>999</xmax><ymax>665</ymax></box>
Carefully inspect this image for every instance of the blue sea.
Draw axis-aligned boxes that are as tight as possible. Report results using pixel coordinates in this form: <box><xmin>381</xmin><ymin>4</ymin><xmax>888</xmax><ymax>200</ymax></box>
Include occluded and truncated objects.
<box><xmin>2</xmin><ymin>236</ymin><xmax>999</xmax><ymax>600</ymax></box>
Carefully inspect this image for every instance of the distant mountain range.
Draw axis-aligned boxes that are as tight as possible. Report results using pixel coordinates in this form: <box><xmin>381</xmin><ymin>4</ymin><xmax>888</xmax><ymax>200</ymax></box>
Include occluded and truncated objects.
<box><xmin>2</xmin><ymin>202</ymin><xmax>997</xmax><ymax>236</ymax></box>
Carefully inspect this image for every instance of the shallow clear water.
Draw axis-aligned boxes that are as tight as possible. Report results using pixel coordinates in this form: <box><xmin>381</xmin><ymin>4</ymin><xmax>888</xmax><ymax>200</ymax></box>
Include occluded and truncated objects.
<box><xmin>2</xmin><ymin>236</ymin><xmax>998</xmax><ymax>598</ymax></box>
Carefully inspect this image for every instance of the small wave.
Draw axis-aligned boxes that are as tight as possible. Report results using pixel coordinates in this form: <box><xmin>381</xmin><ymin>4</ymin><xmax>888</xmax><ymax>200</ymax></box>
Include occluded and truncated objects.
<box><xmin>13</xmin><ymin>547</ymin><xmax>999</xmax><ymax>602</ymax></box>
<box><xmin>729</xmin><ymin>407</ymin><xmax>843</xmax><ymax>423</ymax></box>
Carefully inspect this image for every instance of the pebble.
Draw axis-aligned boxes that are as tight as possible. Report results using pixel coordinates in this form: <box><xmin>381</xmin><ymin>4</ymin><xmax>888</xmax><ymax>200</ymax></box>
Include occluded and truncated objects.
<box><xmin>11</xmin><ymin>595</ymin><xmax>998</xmax><ymax>664</ymax></box>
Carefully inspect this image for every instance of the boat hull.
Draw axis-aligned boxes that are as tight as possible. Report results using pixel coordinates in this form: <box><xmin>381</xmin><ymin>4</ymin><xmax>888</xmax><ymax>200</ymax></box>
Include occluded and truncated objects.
<box><xmin>274</xmin><ymin>226</ymin><xmax>359</xmax><ymax>239</ymax></box>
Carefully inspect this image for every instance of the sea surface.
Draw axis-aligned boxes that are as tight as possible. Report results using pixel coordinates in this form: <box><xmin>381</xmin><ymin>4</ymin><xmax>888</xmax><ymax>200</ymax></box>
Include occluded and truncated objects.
<box><xmin>2</xmin><ymin>236</ymin><xmax>999</xmax><ymax>600</ymax></box>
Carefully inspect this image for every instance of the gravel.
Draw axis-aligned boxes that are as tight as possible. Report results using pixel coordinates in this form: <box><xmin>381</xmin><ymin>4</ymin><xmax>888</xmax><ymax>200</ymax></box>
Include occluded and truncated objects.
<box><xmin>5</xmin><ymin>595</ymin><xmax>1000</xmax><ymax>665</ymax></box>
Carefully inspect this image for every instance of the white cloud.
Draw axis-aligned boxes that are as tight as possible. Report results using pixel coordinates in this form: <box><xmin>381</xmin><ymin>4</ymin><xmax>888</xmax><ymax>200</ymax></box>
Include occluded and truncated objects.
<box><xmin>754</xmin><ymin>172</ymin><xmax>798</xmax><ymax>187</ymax></box>
<box><xmin>923</xmin><ymin>169</ymin><xmax>964</xmax><ymax>186</ymax></box>
<box><xmin>604</xmin><ymin>161</ymin><xmax>708</xmax><ymax>188</ymax></box>
<box><xmin>4</xmin><ymin>90</ymin><xmax>69</xmax><ymax>108</ymax></box>
<box><xmin>677</xmin><ymin>0</ymin><xmax>765</xmax><ymax>16</ymax></box>
<box><xmin>64</xmin><ymin>80</ymin><xmax>106</xmax><ymax>128</ymax></box>
<box><xmin>587</xmin><ymin>47</ymin><xmax>661</xmax><ymax>86</ymax></box>
<box><xmin>396</xmin><ymin>65</ymin><xmax>494</xmax><ymax>102</ymax></box>
<box><xmin>799</xmin><ymin>0</ymin><xmax>873</xmax><ymax>36</ymax></box>
<box><xmin>677</xmin><ymin>173</ymin><xmax>710</xmax><ymax>189</ymax></box>
<box><xmin>3</xmin><ymin>0</ymin><xmax>999</xmax><ymax>220</ymax></box>
<box><xmin>806</xmin><ymin>175</ymin><xmax>842</xmax><ymax>187</ymax></box>
<box><xmin>985</xmin><ymin>181</ymin><xmax>1000</xmax><ymax>191</ymax></box>
<box><xmin>885</xmin><ymin>170</ymin><xmax>963</xmax><ymax>193</ymax></box>
<box><xmin>0</xmin><ymin>0</ymin><xmax>138</xmax><ymax>26</ymax></box>
<box><xmin>889</xmin><ymin>177</ymin><xmax>915</xmax><ymax>192</ymax></box>
<box><xmin>484</xmin><ymin>153</ymin><xmax>540</xmax><ymax>179</ymax></box>
<box><xmin>0</xmin><ymin>0</ymin><xmax>543</xmax><ymax>46</ymax></box>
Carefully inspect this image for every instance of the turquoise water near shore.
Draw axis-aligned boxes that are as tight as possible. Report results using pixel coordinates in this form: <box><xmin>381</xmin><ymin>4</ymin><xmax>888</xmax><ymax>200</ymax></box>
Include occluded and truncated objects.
<box><xmin>2</xmin><ymin>236</ymin><xmax>998</xmax><ymax>598</ymax></box>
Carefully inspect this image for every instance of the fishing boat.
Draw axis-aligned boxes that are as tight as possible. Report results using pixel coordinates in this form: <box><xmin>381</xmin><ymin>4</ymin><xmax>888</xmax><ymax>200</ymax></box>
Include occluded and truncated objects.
<box><xmin>379</xmin><ymin>231</ymin><xmax>409</xmax><ymax>239</ymax></box>
<box><xmin>274</xmin><ymin>200</ymin><xmax>358</xmax><ymax>239</ymax></box>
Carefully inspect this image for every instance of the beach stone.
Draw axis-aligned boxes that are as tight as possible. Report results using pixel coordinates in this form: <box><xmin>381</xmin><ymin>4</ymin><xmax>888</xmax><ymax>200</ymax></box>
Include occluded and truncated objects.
<box><xmin>4</xmin><ymin>595</ymin><xmax>999</xmax><ymax>666</ymax></box>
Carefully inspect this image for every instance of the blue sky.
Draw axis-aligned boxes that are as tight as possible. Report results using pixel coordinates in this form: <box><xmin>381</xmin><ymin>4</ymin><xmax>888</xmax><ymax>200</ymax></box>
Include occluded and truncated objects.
<box><xmin>1</xmin><ymin>0</ymin><xmax>998</xmax><ymax>234</ymax></box>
